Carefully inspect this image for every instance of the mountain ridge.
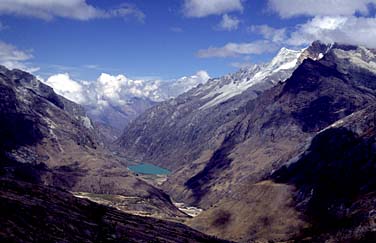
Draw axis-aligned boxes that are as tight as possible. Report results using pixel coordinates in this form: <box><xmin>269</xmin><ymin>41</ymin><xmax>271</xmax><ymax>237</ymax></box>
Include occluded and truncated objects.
<box><xmin>118</xmin><ymin>41</ymin><xmax>376</xmax><ymax>242</ymax></box>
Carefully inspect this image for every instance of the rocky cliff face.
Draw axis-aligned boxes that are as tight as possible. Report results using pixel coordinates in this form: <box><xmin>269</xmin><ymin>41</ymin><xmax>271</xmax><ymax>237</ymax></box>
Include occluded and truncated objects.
<box><xmin>0</xmin><ymin>66</ymin><xmax>185</xmax><ymax>218</ymax></box>
<box><xmin>118</xmin><ymin>42</ymin><xmax>376</xmax><ymax>242</ymax></box>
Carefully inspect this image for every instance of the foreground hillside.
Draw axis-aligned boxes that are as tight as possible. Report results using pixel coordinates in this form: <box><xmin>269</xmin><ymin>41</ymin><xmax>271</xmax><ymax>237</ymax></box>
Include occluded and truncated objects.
<box><xmin>0</xmin><ymin>178</ymin><xmax>228</xmax><ymax>243</ymax></box>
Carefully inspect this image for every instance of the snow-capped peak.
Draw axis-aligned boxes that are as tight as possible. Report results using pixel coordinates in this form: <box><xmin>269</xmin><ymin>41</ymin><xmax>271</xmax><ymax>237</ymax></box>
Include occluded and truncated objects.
<box><xmin>199</xmin><ymin>47</ymin><xmax>304</xmax><ymax>109</ymax></box>
<box><xmin>269</xmin><ymin>47</ymin><xmax>303</xmax><ymax>73</ymax></box>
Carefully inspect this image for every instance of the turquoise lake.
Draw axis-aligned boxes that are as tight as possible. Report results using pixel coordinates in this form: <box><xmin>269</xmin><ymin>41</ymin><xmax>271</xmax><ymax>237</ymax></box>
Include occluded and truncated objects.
<box><xmin>128</xmin><ymin>163</ymin><xmax>171</xmax><ymax>175</ymax></box>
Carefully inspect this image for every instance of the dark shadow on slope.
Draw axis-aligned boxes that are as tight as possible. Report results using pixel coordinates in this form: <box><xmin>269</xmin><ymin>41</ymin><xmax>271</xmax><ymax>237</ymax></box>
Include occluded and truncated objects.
<box><xmin>185</xmin><ymin>143</ymin><xmax>233</xmax><ymax>205</ymax></box>
<box><xmin>280</xmin><ymin>58</ymin><xmax>361</xmax><ymax>133</ymax></box>
<box><xmin>281</xmin><ymin>58</ymin><xmax>345</xmax><ymax>95</ymax></box>
<box><xmin>272</xmin><ymin>127</ymin><xmax>376</xmax><ymax>239</ymax></box>
<box><xmin>0</xmin><ymin>83</ymin><xmax>44</xmax><ymax>181</ymax></box>
<box><xmin>184</xmin><ymin>122</ymin><xmax>244</xmax><ymax>205</ymax></box>
<box><xmin>0</xmin><ymin>84</ymin><xmax>43</xmax><ymax>153</ymax></box>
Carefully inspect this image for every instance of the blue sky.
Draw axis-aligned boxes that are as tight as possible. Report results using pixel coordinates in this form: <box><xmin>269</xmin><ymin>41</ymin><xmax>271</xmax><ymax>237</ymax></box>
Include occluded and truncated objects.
<box><xmin>0</xmin><ymin>0</ymin><xmax>375</xmax><ymax>81</ymax></box>
<box><xmin>0</xmin><ymin>0</ymin><xmax>305</xmax><ymax>80</ymax></box>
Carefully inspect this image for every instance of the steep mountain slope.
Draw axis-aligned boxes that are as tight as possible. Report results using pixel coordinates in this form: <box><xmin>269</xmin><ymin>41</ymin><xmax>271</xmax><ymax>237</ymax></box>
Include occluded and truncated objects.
<box><xmin>271</xmin><ymin>105</ymin><xmax>376</xmax><ymax>242</ymax></box>
<box><xmin>182</xmin><ymin>44</ymin><xmax>376</xmax><ymax>207</ymax></box>
<box><xmin>0</xmin><ymin>65</ymin><xmax>185</xmax><ymax>218</ymax></box>
<box><xmin>119</xmin><ymin>42</ymin><xmax>376</xmax><ymax>242</ymax></box>
<box><xmin>0</xmin><ymin>178</ymin><xmax>228</xmax><ymax>243</ymax></box>
<box><xmin>118</xmin><ymin>53</ymin><xmax>278</xmax><ymax>165</ymax></box>
<box><xmin>118</xmin><ymin>41</ymin><xmax>330</xmax><ymax>201</ymax></box>
<box><xmin>118</xmin><ymin>42</ymin><xmax>328</xmax><ymax>170</ymax></box>
<box><xmin>190</xmin><ymin>104</ymin><xmax>376</xmax><ymax>242</ymax></box>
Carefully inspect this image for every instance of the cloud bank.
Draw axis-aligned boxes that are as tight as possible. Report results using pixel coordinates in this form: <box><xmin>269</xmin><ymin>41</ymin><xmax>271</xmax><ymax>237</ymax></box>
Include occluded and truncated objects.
<box><xmin>43</xmin><ymin>71</ymin><xmax>211</xmax><ymax>110</ymax></box>
<box><xmin>266</xmin><ymin>0</ymin><xmax>376</xmax><ymax>49</ymax></box>
<box><xmin>197</xmin><ymin>41</ymin><xmax>278</xmax><ymax>58</ymax></box>
<box><xmin>268</xmin><ymin>0</ymin><xmax>376</xmax><ymax>18</ymax></box>
<box><xmin>0</xmin><ymin>0</ymin><xmax>145</xmax><ymax>21</ymax></box>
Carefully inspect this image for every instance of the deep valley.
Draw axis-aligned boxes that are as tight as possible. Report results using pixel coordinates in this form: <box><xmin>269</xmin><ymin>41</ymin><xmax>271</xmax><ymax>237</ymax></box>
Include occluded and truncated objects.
<box><xmin>1</xmin><ymin>7</ymin><xmax>376</xmax><ymax>241</ymax></box>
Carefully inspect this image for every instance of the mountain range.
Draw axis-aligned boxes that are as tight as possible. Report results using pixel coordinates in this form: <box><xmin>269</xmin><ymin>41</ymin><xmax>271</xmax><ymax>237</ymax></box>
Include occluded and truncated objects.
<box><xmin>1</xmin><ymin>41</ymin><xmax>376</xmax><ymax>242</ymax></box>
<box><xmin>119</xmin><ymin>41</ymin><xmax>376</xmax><ymax>242</ymax></box>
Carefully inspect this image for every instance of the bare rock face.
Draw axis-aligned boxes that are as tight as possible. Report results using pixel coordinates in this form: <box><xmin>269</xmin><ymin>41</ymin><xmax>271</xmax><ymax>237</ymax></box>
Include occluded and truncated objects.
<box><xmin>0</xmin><ymin>66</ymin><xmax>185</xmax><ymax>219</ymax></box>
<box><xmin>118</xmin><ymin>42</ymin><xmax>376</xmax><ymax>242</ymax></box>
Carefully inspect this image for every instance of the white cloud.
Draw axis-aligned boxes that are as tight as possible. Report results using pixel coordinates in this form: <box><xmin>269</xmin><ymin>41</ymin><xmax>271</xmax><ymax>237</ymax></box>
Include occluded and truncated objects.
<box><xmin>243</xmin><ymin>2</ymin><xmax>376</xmax><ymax>51</ymax></box>
<box><xmin>183</xmin><ymin>0</ymin><xmax>243</xmax><ymax>17</ymax></box>
<box><xmin>95</xmin><ymin>73</ymin><xmax>153</xmax><ymax>104</ymax></box>
<box><xmin>0</xmin><ymin>0</ymin><xmax>145</xmax><ymax>21</ymax></box>
<box><xmin>249</xmin><ymin>25</ymin><xmax>286</xmax><ymax>43</ymax></box>
<box><xmin>218</xmin><ymin>14</ymin><xmax>240</xmax><ymax>31</ymax></box>
<box><xmin>287</xmin><ymin>16</ymin><xmax>376</xmax><ymax>48</ymax></box>
<box><xmin>108</xmin><ymin>3</ymin><xmax>145</xmax><ymax>22</ymax></box>
<box><xmin>197</xmin><ymin>41</ymin><xmax>278</xmax><ymax>58</ymax></box>
<box><xmin>42</xmin><ymin>71</ymin><xmax>211</xmax><ymax>110</ymax></box>
<box><xmin>0</xmin><ymin>41</ymin><xmax>39</xmax><ymax>72</ymax></box>
<box><xmin>44</xmin><ymin>73</ymin><xmax>88</xmax><ymax>104</ymax></box>
<box><xmin>268</xmin><ymin>0</ymin><xmax>376</xmax><ymax>18</ymax></box>
<box><xmin>162</xmin><ymin>70</ymin><xmax>210</xmax><ymax>97</ymax></box>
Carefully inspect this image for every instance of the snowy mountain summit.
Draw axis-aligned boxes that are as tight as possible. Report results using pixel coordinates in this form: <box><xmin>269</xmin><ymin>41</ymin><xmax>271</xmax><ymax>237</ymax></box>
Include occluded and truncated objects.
<box><xmin>198</xmin><ymin>47</ymin><xmax>305</xmax><ymax>109</ymax></box>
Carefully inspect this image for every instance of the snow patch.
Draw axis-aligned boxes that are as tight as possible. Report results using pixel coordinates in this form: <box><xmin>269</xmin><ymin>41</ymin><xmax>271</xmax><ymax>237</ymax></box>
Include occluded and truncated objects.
<box><xmin>80</xmin><ymin>116</ymin><xmax>94</xmax><ymax>130</ymax></box>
